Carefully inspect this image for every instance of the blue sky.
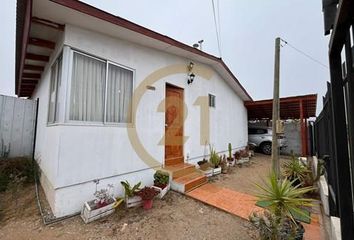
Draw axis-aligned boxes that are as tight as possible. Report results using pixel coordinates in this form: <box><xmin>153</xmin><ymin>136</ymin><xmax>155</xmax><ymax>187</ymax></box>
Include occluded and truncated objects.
<box><xmin>0</xmin><ymin>0</ymin><xmax>329</xmax><ymax>113</ymax></box>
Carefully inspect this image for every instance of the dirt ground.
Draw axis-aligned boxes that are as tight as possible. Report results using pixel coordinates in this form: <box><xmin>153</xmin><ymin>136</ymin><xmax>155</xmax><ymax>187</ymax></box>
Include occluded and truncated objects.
<box><xmin>0</xmin><ymin>154</ymin><xmax>292</xmax><ymax>240</ymax></box>
<box><xmin>212</xmin><ymin>153</ymin><xmax>289</xmax><ymax>194</ymax></box>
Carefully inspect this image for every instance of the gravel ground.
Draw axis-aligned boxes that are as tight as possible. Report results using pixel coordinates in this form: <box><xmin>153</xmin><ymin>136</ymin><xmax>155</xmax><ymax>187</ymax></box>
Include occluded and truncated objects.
<box><xmin>0</xmin><ymin>182</ymin><xmax>257</xmax><ymax>240</ymax></box>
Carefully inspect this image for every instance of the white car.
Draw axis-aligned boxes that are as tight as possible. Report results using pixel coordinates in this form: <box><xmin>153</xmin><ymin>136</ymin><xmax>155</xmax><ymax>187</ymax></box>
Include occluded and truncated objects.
<box><xmin>248</xmin><ymin>127</ymin><xmax>287</xmax><ymax>155</ymax></box>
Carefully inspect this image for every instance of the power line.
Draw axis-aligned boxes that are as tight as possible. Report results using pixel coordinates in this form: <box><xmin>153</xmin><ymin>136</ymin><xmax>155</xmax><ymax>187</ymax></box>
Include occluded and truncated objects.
<box><xmin>212</xmin><ymin>0</ymin><xmax>222</xmax><ymax>57</ymax></box>
<box><xmin>280</xmin><ymin>38</ymin><xmax>329</xmax><ymax>69</ymax></box>
<box><xmin>217</xmin><ymin>0</ymin><xmax>222</xmax><ymax>52</ymax></box>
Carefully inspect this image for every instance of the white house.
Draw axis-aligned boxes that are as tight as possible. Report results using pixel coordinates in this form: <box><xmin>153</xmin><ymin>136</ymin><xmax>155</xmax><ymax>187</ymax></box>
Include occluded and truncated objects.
<box><xmin>15</xmin><ymin>0</ymin><xmax>252</xmax><ymax>217</ymax></box>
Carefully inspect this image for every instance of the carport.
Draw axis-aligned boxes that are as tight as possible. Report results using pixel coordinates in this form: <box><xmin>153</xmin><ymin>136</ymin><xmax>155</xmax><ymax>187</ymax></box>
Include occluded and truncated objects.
<box><xmin>245</xmin><ymin>94</ymin><xmax>317</xmax><ymax>156</ymax></box>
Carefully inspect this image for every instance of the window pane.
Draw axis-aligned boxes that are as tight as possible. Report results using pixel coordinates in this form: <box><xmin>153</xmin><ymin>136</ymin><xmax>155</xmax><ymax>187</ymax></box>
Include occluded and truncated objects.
<box><xmin>48</xmin><ymin>55</ymin><xmax>62</xmax><ymax>123</ymax></box>
<box><xmin>48</xmin><ymin>61</ymin><xmax>58</xmax><ymax>123</ymax></box>
<box><xmin>106</xmin><ymin>63</ymin><xmax>133</xmax><ymax>123</ymax></box>
<box><xmin>55</xmin><ymin>57</ymin><xmax>62</xmax><ymax>122</ymax></box>
<box><xmin>209</xmin><ymin>94</ymin><xmax>215</xmax><ymax>107</ymax></box>
<box><xmin>70</xmin><ymin>52</ymin><xmax>106</xmax><ymax>122</ymax></box>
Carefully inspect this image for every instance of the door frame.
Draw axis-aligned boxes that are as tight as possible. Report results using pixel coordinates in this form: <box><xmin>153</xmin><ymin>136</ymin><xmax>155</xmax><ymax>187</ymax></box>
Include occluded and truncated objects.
<box><xmin>164</xmin><ymin>83</ymin><xmax>185</xmax><ymax>166</ymax></box>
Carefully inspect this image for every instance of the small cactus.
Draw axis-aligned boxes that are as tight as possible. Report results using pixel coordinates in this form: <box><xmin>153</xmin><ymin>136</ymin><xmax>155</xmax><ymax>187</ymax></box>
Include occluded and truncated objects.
<box><xmin>228</xmin><ymin>143</ymin><xmax>232</xmax><ymax>159</ymax></box>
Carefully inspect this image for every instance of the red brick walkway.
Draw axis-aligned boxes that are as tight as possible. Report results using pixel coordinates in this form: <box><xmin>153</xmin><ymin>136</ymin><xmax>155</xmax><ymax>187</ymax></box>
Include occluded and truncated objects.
<box><xmin>187</xmin><ymin>183</ymin><xmax>322</xmax><ymax>240</ymax></box>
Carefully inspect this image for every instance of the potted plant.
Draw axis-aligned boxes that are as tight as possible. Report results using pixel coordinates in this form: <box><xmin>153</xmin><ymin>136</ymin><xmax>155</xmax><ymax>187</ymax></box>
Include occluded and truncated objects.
<box><xmin>81</xmin><ymin>184</ymin><xmax>116</xmax><ymax>223</ymax></box>
<box><xmin>136</xmin><ymin>187</ymin><xmax>159</xmax><ymax>210</ymax></box>
<box><xmin>220</xmin><ymin>155</ymin><xmax>228</xmax><ymax>174</ymax></box>
<box><xmin>151</xmin><ymin>170</ymin><xmax>170</xmax><ymax>198</ymax></box>
<box><xmin>234</xmin><ymin>150</ymin><xmax>241</xmax><ymax>164</ymax></box>
<box><xmin>120</xmin><ymin>181</ymin><xmax>142</xmax><ymax>208</ymax></box>
<box><xmin>209</xmin><ymin>145</ymin><xmax>221</xmax><ymax>175</ymax></box>
<box><xmin>282</xmin><ymin>153</ymin><xmax>309</xmax><ymax>187</ymax></box>
<box><xmin>197</xmin><ymin>158</ymin><xmax>208</xmax><ymax>166</ymax></box>
<box><xmin>239</xmin><ymin>147</ymin><xmax>250</xmax><ymax>163</ymax></box>
<box><xmin>199</xmin><ymin>160</ymin><xmax>213</xmax><ymax>177</ymax></box>
<box><xmin>250</xmin><ymin>172</ymin><xmax>314</xmax><ymax>240</ymax></box>
<box><xmin>301</xmin><ymin>157</ymin><xmax>325</xmax><ymax>188</ymax></box>
<box><xmin>227</xmin><ymin>143</ymin><xmax>235</xmax><ymax>166</ymax></box>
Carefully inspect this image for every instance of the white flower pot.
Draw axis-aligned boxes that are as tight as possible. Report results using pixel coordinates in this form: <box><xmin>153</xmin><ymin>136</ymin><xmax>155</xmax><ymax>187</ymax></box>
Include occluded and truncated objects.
<box><xmin>125</xmin><ymin>195</ymin><xmax>142</xmax><ymax>208</ymax></box>
<box><xmin>152</xmin><ymin>183</ymin><xmax>170</xmax><ymax>199</ymax></box>
<box><xmin>237</xmin><ymin>157</ymin><xmax>250</xmax><ymax>164</ymax></box>
<box><xmin>213</xmin><ymin>167</ymin><xmax>222</xmax><ymax>175</ymax></box>
<box><xmin>81</xmin><ymin>197</ymin><xmax>116</xmax><ymax>223</ymax></box>
<box><xmin>227</xmin><ymin>159</ymin><xmax>235</xmax><ymax>167</ymax></box>
<box><xmin>201</xmin><ymin>168</ymin><xmax>213</xmax><ymax>177</ymax></box>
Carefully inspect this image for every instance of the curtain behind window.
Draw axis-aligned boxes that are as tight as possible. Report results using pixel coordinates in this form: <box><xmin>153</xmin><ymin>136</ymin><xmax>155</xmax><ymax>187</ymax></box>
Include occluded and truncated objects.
<box><xmin>48</xmin><ymin>56</ymin><xmax>62</xmax><ymax>123</ymax></box>
<box><xmin>48</xmin><ymin>61</ymin><xmax>58</xmax><ymax>123</ymax></box>
<box><xmin>106</xmin><ymin>64</ymin><xmax>133</xmax><ymax>123</ymax></box>
<box><xmin>70</xmin><ymin>53</ymin><xmax>106</xmax><ymax>122</ymax></box>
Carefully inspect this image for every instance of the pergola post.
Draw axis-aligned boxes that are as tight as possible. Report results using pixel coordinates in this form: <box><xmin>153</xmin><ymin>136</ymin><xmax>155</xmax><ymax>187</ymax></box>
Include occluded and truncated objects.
<box><xmin>300</xmin><ymin>100</ymin><xmax>306</xmax><ymax>156</ymax></box>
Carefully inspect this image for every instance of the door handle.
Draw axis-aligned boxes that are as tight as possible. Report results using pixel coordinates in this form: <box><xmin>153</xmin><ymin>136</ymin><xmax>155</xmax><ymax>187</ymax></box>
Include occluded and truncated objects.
<box><xmin>165</xmin><ymin>124</ymin><xmax>168</xmax><ymax>127</ymax></box>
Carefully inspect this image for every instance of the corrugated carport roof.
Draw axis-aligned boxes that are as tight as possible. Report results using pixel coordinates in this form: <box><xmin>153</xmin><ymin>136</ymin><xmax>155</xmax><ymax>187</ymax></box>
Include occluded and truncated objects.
<box><xmin>245</xmin><ymin>94</ymin><xmax>317</xmax><ymax>120</ymax></box>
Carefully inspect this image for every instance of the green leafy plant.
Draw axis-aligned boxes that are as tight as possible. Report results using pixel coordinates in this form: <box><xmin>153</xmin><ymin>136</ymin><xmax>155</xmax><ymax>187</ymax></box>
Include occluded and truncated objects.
<box><xmin>301</xmin><ymin>158</ymin><xmax>325</xmax><ymax>187</ymax></box>
<box><xmin>282</xmin><ymin>154</ymin><xmax>309</xmax><ymax>186</ymax></box>
<box><xmin>153</xmin><ymin>170</ymin><xmax>169</xmax><ymax>188</ymax></box>
<box><xmin>120</xmin><ymin>181</ymin><xmax>141</xmax><ymax>198</ymax></box>
<box><xmin>250</xmin><ymin>172</ymin><xmax>314</xmax><ymax>240</ymax></box>
<box><xmin>256</xmin><ymin>172</ymin><xmax>314</xmax><ymax>222</ymax></box>
<box><xmin>136</xmin><ymin>187</ymin><xmax>159</xmax><ymax>200</ymax></box>
<box><xmin>209</xmin><ymin>145</ymin><xmax>220</xmax><ymax>168</ymax></box>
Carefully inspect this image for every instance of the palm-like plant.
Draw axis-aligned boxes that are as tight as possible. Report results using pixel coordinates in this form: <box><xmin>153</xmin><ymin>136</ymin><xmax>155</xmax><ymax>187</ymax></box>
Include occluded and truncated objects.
<box><xmin>256</xmin><ymin>172</ymin><xmax>314</xmax><ymax>223</ymax></box>
<box><xmin>282</xmin><ymin>155</ymin><xmax>309</xmax><ymax>186</ymax></box>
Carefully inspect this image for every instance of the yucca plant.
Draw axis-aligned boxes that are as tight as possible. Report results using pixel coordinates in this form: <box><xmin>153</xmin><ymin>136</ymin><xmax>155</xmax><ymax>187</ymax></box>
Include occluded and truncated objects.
<box><xmin>282</xmin><ymin>154</ymin><xmax>309</xmax><ymax>186</ymax></box>
<box><xmin>251</xmin><ymin>172</ymin><xmax>314</xmax><ymax>240</ymax></box>
<box><xmin>256</xmin><ymin>172</ymin><xmax>314</xmax><ymax>222</ymax></box>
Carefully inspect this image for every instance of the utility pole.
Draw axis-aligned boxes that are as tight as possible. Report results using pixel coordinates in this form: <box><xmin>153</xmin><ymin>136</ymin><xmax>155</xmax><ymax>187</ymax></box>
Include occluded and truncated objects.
<box><xmin>271</xmin><ymin>37</ymin><xmax>281</xmax><ymax>177</ymax></box>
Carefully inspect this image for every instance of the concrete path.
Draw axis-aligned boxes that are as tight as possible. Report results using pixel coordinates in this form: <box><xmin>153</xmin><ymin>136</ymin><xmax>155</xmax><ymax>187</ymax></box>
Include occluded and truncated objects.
<box><xmin>187</xmin><ymin>183</ymin><xmax>322</xmax><ymax>240</ymax></box>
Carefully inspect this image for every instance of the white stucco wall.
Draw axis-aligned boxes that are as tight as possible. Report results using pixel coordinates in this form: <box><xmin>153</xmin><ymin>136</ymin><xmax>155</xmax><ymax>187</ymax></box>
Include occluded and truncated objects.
<box><xmin>33</xmin><ymin>24</ymin><xmax>248</xmax><ymax>217</ymax></box>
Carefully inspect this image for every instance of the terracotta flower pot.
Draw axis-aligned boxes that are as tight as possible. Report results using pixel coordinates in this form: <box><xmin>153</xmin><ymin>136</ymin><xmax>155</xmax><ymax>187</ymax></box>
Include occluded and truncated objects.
<box><xmin>143</xmin><ymin>199</ymin><xmax>153</xmax><ymax>210</ymax></box>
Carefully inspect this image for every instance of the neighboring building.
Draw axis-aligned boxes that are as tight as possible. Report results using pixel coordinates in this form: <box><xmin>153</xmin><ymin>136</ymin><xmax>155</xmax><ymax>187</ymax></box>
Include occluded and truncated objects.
<box><xmin>15</xmin><ymin>0</ymin><xmax>252</xmax><ymax>217</ymax></box>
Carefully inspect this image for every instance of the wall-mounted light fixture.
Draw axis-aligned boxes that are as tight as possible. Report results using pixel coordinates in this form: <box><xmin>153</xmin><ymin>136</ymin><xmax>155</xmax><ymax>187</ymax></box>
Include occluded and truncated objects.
<box><xmin>187</xmin><ymin>61</ymin><xmax>195</xmax><ymax>85</ymax></box>
<box><xmin>188</xmin><ymin>73</ymin><xmax>195</xmax><ymax>84</ymax></box>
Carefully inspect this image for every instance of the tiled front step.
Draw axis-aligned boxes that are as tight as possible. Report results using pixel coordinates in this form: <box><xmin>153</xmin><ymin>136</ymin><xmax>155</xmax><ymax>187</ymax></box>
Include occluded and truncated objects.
<box><xmin>163</xmin><ymin>163</ymin><xmax>196</xmax><ymax>179</ymax></box>
<box><xmin>171</xmin><ymin>171</ymin><xmax>208</xmax><ymax>193</ymax></box>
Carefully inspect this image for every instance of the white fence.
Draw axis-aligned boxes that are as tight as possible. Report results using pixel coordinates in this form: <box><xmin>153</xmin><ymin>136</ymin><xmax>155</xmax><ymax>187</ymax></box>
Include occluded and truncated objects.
<box><xmin>0</xmin><ymin>95</ymin><xmax>37</xmax><ymax>158</ymax></box>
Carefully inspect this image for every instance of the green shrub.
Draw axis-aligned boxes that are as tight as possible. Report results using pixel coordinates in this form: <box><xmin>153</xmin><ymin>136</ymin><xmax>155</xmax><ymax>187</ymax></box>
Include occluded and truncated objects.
<box><xmin>0</xmin><ymin>157</ymin><xmax>40</xmax><ymax>192</ymax></box>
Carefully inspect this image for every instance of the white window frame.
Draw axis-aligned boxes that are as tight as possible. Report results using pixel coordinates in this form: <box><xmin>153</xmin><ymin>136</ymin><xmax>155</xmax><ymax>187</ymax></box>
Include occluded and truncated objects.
<box><xmin>66</xmin><ymin>48</ymin><xmax>135</xmax><ymax>127</ymax></box>
<box><xmin>47</xmin><ymin>53</ymin><xmax>63</xmax><ymax>124</ymax></box>
<box><xmin>104</xmin><ymin>60</ymin><xmax>135</xmax><ymax>126</ymax></box>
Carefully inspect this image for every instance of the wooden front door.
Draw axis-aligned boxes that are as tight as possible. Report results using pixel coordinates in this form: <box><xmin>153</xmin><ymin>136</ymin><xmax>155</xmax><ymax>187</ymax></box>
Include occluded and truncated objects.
<box><xmin>165</xmin><ymin>85</ymin><xmax>184</xmax><ymax>166</ymax></box>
